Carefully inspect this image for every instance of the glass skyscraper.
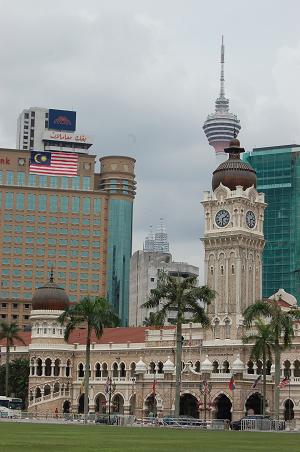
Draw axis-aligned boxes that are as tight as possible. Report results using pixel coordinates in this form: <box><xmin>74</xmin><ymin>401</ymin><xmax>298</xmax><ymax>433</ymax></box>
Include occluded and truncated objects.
<box><xmin>244</xmin><ymin>145</ymin><xmax>300</xmax><ymax>303</ymax></box>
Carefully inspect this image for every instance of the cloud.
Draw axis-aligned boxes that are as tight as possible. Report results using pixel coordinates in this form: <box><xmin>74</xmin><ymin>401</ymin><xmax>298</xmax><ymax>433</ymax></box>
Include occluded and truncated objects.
<box><xmin>0</xmin><ymin>0</ymin><xmax>300</xmax><ymax>278</ymax></box>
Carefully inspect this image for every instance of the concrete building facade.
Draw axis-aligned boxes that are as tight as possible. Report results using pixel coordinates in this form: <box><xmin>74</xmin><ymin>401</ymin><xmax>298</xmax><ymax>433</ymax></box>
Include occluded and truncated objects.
<box><xmin>0</xmin><ymin>147</ymin><xmax>136</xmax><ymax>325</ymax></box>
<box><xmin>129</xmin><ymin>251</ymin><xmax>199</xmax><ymax>327</ymax></box>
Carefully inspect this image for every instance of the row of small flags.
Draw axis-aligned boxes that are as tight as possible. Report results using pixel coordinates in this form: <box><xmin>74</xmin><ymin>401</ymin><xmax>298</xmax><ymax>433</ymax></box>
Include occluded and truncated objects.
<box><xmin>228</xmin><ymin>374</ymin><xmax>290</xmax><ymax>391</ymax></box>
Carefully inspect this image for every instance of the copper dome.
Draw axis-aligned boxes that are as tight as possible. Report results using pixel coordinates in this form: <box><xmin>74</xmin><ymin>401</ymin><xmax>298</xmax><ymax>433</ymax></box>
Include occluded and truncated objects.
<box><xmin>212</xmin><ymin>138</ymin><xmax>256</xmax><ymax>191</ymax></box>
<box><xmin>32</xmin><ymin>273</ymin><xmax>69</xmax><ymax>311</ymax></box>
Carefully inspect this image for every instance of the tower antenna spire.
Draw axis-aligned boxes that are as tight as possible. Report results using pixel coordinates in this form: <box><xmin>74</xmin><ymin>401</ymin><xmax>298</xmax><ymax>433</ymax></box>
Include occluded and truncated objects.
<box><xmin>220</xmin><ymin>35</ymin><xmax>225</xmax><ymax>98</ymax></box>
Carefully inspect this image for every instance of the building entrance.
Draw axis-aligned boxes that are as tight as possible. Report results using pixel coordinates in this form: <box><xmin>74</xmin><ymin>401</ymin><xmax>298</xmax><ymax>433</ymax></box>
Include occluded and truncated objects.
<box><xmin>180</xmin><ymin>394</ymin><xmax>199</xmax><ymax>418</ymax></box>
<box><xmin>214</xmin><ymin>394</ymin><xmax>232</xmax><ymax>421</ymax></box>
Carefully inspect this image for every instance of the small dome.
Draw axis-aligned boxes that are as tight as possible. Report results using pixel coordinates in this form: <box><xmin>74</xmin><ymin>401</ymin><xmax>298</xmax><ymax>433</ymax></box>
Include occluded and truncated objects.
<box><xmin>135</xmin><ymin>357</ymin><xmax>147</xmax><ymax>374</ymax></box>
<box><xmin>212</xmin><ymin>139</ymin><xmax>256</xmax><ymax>191</ymax></box>
<box><xmin>201</xmin><ymin>355</ymin><xmax>213</xmax><ymax>372</ymax></box>
<box><xmin>270</xmin><ymin>288</ymin><xmax>297</xmax><ymax>307</ymax></box>
<box><xmin>163</xmin><ymin>356</ymin><xmax>175</xmax><ymax>373</ymax></box>
<box><xmin>232</xmin><ymin>354</ymin><xmax>244</xmax><ymax>372</ymax></box>
<box><xmin>32</xmin><ymin>273</ymin><xmax>69</xmax><ymax>311</ymax></box>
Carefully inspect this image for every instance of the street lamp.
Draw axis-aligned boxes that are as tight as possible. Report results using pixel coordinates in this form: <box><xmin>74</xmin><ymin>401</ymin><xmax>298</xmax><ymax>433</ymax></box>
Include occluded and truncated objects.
<box><xmin>199</xmin><ymin>380</ymin><xmax>212</xmax><ymax>421</ymax></box>
<box><xmin>105</xmin><ymin>377</ymin><xmax>116</xmax><ymax>424</ymax></box>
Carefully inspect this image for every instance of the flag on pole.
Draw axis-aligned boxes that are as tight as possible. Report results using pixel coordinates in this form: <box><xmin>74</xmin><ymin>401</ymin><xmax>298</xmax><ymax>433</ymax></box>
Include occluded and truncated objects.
<box><xmin>30</xmin><ymin>151</ymin><xmax>78</xmax><ymax>176</ymax></box>
<box><xmin>278</xmin><ymin>377</ymin><xmax>290</xmax><ymax>389</ymax></box>
<box><xmin>252</xmin><ymin>374</ymin><xmax>262</xmax><ymax>389</ymax></box>
<box><xmin>229</xmin><ymin>375</ymin><xmax>236</xmax><ymax>391</ymax></box>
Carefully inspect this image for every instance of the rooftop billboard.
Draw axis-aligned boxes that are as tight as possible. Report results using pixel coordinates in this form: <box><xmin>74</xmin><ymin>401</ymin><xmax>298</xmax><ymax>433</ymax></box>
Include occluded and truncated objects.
<box><xmin>48</xmin><ymin>109</ymin><xmax>76</xmax><ymax>132</ymax></box>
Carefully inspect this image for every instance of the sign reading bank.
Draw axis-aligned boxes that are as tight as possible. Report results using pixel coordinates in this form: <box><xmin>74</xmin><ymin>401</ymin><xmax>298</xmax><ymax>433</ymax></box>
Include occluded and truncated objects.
<box><xmin>48</xmin><ymin>109</ymin><xmax>76</xmax><ymax>132</ymax></box>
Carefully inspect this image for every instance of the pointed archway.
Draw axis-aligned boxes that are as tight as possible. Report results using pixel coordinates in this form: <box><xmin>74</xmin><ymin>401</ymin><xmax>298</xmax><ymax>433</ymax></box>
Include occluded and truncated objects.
<box><xmin>145</xmin><ymin>394</ymin><xmax>157</xmax><ymax>417</ymax></box>
<box><xmin>284</xmin><ymin>399</ymin><xmax>294</xmax><ymax>421</ymax></box>
<box><xmin>95</xmin><ymin>393</ymin><xmax>107</xmax><ymax>414</ymax></box>
<box><xmin>180</xmin><ymin>394</ymin><xmax>199</xmax><ymax>418</ymax></box>
<box><xmin>245</xmin><ymin>392</ymin><xmax>264</xmax><ymax>415</ymax></box>
<box><xmin>214</xmin><ymin>394</ymin><xmax>232</xmax><ymax>421</ymax></box>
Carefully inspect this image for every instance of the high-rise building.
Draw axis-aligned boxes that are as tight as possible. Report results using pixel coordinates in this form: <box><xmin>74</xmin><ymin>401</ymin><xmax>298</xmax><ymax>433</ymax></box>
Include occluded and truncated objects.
<box><xmin>143</xmin><ymin>219</ymin><xmax>169</xmax><ymax>253</ymax></box>
<box><xmin>0</xmin><ymin>146</ymin><xmax>136</xmax><ymax>325</ymax></box>
<box><xmin>244</xmin><ymin>144</ymin><xmax>300</xmax><ymax>303</ymax></box>
<box><xmin>203</xmin><ymin>37</ymin><xmax>241</xmax><ymax>162</ymax></box>
<box><xmin>16</xmin><ymin>107</ymin><xmax>92</xmax><ymax>153</ymax></box>
<box><xmin>129</xmin><ymin>250</ymin><xmax>198</xmax><ymax>326</ymax></box>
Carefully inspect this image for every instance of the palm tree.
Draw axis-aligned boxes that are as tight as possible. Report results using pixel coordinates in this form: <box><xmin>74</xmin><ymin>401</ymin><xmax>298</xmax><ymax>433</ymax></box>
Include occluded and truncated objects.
<box><xmin>0</xmin><ymin>322</ymin><xmax>26</xmax><ymax>397</ymax></box>
<box><xmin>58</xmin><ymin>296</ymin><xmax>119</xmax><ymax>423</ymax></box>
<box><xmin>142</xmin><ymin>272</ymin><xmax>215</xmax><ymax>417</ymax></box>
<box><xmin>143</xmin><ymin>311</ymin><xmax>164</xmax><ymax>327</ymax></box>
<box><xmin>243</xmin><ymin>299</ymin><xmax>300</xmax><ymax>419</ymax></box>
<box><xmin>242</xmin><ymin>319</ymin><xmax>275</xmax><ymax>415</ymax></box>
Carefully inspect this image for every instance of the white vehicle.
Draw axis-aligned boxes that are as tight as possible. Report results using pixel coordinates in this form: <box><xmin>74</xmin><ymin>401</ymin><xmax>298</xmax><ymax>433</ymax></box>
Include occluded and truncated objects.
<box><xmin>0</xmin><ymin>396</ymin><xmax>22</xmax><ymax>418</ymax></box>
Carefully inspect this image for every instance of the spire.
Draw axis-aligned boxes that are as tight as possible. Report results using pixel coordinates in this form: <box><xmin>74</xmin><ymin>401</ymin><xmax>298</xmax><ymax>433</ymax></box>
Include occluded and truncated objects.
<box><xmin>220</xmin><ymin>35</ymin><xmax>225</xmax><ymax>98</ymax></box>
<box><xmin>215</xmin><ymin>36</ymin><xmax>229</xmax><ymax>113</ymax></box>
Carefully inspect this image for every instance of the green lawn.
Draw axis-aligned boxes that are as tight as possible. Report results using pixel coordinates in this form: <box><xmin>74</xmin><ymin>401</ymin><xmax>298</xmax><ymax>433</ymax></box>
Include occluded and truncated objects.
<box><xmin>0</xmin><ymin>423</ymin><xmax>298</xmax><ymax>452</ymax></box>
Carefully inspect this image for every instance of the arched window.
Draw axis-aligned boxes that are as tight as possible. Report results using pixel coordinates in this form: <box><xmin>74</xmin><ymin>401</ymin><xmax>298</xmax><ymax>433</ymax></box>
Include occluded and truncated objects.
<box><xmin>78</xmin><ymin>363</ymin><xmax>84</xmax><ymax>378</ymax></box>
<box><xmin>195</xmin><ymin>361</ymin><xmax>200</xmax><ymax>372</ymax></box>
<box><xmin>210</xmin><ymin>267</ymin><xmax>214</xmax><ymax>275</ymax></box>
<box><xmin>149</xmin><ymin>362</ymin><xmax>156</xmax><ymax>374</ymax></box>
<box><xmin>54</xmin><ymin>359</ymin><xmax>60</xmax><ymax>377</ymax></box>
<box><xmin>31</xmin><ymin>358</ymin><xmax>35</xmax><ymax>376</ymax></box>
<box><xmin>257</xmin><ymin>360</ymin><xmax>262</xmax><ymax>375</ymax></box>
<box><xmin>213</xmin><ymin>319</ymin><xmax>220</xmax><ymax>339</ymax></box>
<box><xmin>247</xmin><ymin>361</ymin><xmax>254</xmax><ymax>374</ymax></box>
<box><xmin>220</xmin><ymin>266</ymin><xmax>224</xmax><ymax>276</ymax></box>
<box><xmin>35</xmin><ymin>387</ymin><xmax>41</xmax><ymax>399</ymax></box>
<box><xmin>266</xmin><ymin>360</ymin><xmax>272</xmax><ymax>375</ymax></box>
<box><xmin>120</xmin><ymin>362</ymin><xmax>126</xmax><ymax>378</ymax></box>
<box><xmin>102</xmin><ymin>363</ymin><xmax>108</xmax><ymax>377</ymax></box>
<box><xmin>44</xmin><ymin>384</ymin><xmax>51</xmax><ymax>396</ymax></box>
<box><xmin>157</xmin><ymin>362</ymin><xmax>164</xmax><ymax>374</ymax></box>
<box><xmin>53</xmin><ymin>382</ymin><xmax>60</xmax><ymax>394</ymax></box>
<box><xmin>45</xmin><ymin>358</ymin><xmax>52</xmax><ymax>377</ymax></box>
<box><xmin>223</xmin><ymin>360</ymin><xmax>230</xmax><ymax>373</ymax></box>
<box><xmin>224</xmin><ymin>319</ymin><xmax>231</xmax><ymax>339</ymax></box>
<box><xmin>231</xmin><ymin>265</ymin><xmax>235</xmax><ymax>275</ymax></box>
<box><xmin>112</xmin><ymin>362</ymin><xmax>119</xmax><ymax>378</ymax></box>
<box><xmin>95</xmin><ymin>363</ymin><xmax>101</xmax><ymax>378</ymax></box>
<box><xmin>294</xmin><ymin>360</ymin><xmax>300</xmax><ymax>377</ymax></box>
<box><xmin>36</xmin><ymin>358</ymin><xmax>42</xmax><ymax>376</ymax></box>
<box><xmin>284</xmin><ymin>360</ymin><xmax>291</xmax><ymax>378</ymax></box>
<box><xmin>212</xmin><ymin>361</ymin><xmax>219</xmax><ymax>373</ymax></box>
<box><xmin>66</xmin><ymin>359</ymin><xmax>71</xmax><ymax>377</ymax></box>
<box><xmin>130</xmin><ymin>362</ymin><xmax>136</xmax><ymax>377</ymax></box>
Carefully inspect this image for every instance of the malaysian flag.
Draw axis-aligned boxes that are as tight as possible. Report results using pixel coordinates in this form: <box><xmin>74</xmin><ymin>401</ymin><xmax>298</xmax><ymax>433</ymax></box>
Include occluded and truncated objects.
<box><xmin>278</xmin><ymin>377</ymin><xmax>290</xmax><ymax>389</ymax></box>
<box><xmin>30</xmin><ymin>151</ymin><xmax>78</xmax><ymax>176</ymax></box>
<box><xmin>228</xmin><ymin>375</ymin><xmax>236</xmax><ymax>391</ymax></box>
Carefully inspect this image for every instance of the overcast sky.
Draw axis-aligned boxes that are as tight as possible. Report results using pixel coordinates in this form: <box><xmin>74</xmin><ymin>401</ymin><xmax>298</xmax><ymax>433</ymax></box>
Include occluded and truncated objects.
<box><xmin>1</xmin><ymin>0</ymin><xmax>300</xmax><ymax>280</ymax></box>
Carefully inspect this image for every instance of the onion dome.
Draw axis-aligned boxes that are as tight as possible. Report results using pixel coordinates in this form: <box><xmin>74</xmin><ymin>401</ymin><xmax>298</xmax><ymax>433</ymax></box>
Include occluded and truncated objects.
<box><xmin>31</xmin><ymin>271</ymin><xmax>69</xmax><ymax>311</ymax></box>
<box><xmin>201</xmin><ymin>355</ymin><xmax>213</xmax><ymax>372</ymax></box>
<box><xmin>212</xmin><ymin>138</ymin><xmax>256</xmax><ymax>191</ymax></box>
<box><xmin>163</xmin><ymin>356</ymin><xmax>175</xmax><ymax>373</ymax></box>
<box><xmin>135</xmin><ymin>357</ymin><xmax>147</xmax><ymax>374</ymax></box>
<box><xmin>232</xmin><ymin>354</ymin><xmax>244</xmax><ymax>372</ymax></box>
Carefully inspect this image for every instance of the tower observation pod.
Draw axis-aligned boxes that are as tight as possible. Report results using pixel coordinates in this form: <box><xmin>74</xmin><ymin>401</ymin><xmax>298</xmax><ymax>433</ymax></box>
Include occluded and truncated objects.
<box><xmin>203</xmin><ymin>37</ymin><xmax>241</xmax><ymax>163</ymax></box>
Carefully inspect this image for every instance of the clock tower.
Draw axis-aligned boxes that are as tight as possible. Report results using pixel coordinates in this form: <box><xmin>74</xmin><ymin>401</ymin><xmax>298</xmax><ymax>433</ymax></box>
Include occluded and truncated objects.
<box><xmin>201</xmin><ymin>138</ymin><xmax>266</xmax><ymax>336</ymax></box>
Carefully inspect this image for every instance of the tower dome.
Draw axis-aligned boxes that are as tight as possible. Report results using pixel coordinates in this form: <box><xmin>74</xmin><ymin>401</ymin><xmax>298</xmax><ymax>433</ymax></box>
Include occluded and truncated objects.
<box><xmin>31</xmin><ymin>271</ymin><xmax>69</xmax><ymax>311</ymax></box>
<box><xmin>212</xmin><ymin>138</ymin><xmax>256</xmax><ymax>191</ymax></box>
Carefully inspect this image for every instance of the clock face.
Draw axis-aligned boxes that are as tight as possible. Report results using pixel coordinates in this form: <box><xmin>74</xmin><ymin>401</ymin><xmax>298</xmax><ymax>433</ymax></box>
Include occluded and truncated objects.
<box><xmin>215</xmin><ymin>209</ymin><xmax>230</xmax><ymax>227</ymax></box>
<box><xmin>246</xmin><ymin>210</ymin><xmax>256</xmax><ymax>228</ymax></box>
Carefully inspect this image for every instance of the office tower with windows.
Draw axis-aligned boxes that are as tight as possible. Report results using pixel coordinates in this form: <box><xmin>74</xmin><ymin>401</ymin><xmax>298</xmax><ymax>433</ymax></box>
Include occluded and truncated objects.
<box><xmin>244</xmin><ymin>144</ymin><xmax>300</xmax><ymax>304</ymax></box>
<box><xmin>0</xmin><ymin>148</ymin><xmax>136</xmax><ymax>325</ymax></box>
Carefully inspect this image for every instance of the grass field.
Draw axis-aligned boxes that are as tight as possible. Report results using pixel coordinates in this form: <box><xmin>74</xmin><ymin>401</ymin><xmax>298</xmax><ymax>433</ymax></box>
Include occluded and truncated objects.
<box><xmin>0</xmin><ymin>422</ymin><xmax>299</xmax><ymax>452</ymax></box>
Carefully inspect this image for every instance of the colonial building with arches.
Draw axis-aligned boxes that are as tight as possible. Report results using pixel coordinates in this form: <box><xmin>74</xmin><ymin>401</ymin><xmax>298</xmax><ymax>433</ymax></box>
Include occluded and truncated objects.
<box><xmin>1</xmin><ymin>138</ymin><xmax>300</xmax><ymax>423</ymax></box>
